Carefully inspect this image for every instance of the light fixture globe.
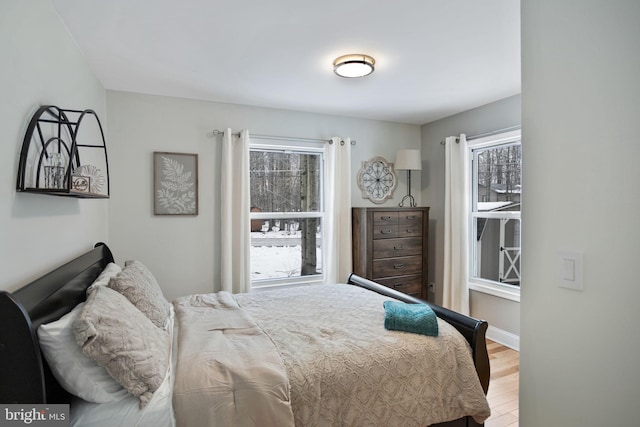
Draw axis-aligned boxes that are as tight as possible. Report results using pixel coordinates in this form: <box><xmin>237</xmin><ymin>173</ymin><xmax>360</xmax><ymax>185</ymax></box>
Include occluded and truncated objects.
<box><xmin>333</xmin><ymin>54</ymin><xmax>375</xmax><ymax>78</ymax></box>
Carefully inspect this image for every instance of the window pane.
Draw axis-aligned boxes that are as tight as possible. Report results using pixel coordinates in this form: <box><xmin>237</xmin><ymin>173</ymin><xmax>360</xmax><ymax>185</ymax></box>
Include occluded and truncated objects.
<box><xmin>472</xmin><ymin>217</ymin><xmax>521</xmax><ymax>286</ymax></box>
<box><xmin>251</xmin><ymin>218</ymin><xmax>322</xmax><ymax>281</ymax></box>
<box><xmin>250</xmin><ymin>150</ymin><xmax>321</xmax><ymax>213</ymax></box>
<box><xmin>474</xmin><ymin>144</ymin><xmax>521</xmax><ymax>212</ymax></box>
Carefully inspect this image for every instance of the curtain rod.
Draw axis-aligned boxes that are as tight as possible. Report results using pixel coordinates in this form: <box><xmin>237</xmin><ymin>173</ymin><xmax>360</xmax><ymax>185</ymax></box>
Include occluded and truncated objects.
<box><xmin>208</xmin><ymin>129</ymin><xmax>356</xmax><ymax>145</ymax></box>
<box><xmin>439</xmin><ymin>125</ymin><xmax>521</xmax><ymax>145</ymax></box>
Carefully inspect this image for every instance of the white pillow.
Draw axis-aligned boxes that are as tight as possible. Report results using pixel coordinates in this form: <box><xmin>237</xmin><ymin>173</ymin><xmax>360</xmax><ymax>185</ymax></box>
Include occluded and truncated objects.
<box><xmin>37</xmin><ymin>303</ymin><xmax>129</xmax><ymax>403</ymax></box>
<box><xmin>87</xmin><ymin>262</ymin><xmax>122</xmax><ymax>294</ymax></box>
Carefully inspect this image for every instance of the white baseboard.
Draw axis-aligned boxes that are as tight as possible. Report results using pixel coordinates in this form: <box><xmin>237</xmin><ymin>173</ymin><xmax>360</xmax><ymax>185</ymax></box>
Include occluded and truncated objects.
<box><xmin>486</xmin><ymin>325</ymin><xmax>520</xmax><ymax>351</ymax></box>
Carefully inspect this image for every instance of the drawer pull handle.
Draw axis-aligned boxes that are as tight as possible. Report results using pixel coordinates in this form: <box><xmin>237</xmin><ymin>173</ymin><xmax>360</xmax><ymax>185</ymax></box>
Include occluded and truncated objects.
<box><xmin>393</xmin><ymin>283</ymin><xmax>404</xmax><ymax>289</ymax></box>
<box><xmin>380</xmin><ymin>229</ymin><xmax>393</xmax><ymax>234</ymax></box>
<box><xmin>393</xmin><ymin>264</ymin><xmax>405</xmax><ymax>269</ymax></box>
<box><xmin>406</xmin><ymin>215</ymin><xmax>417</xmax><ymax>220</ymax></box>
<box><xmin>405</xmin><ymin>228</ymin><xmax>415</xmax><ymax>233</ymax></box>
<box><xmin>380</xmin><ymin>216</ymin><xmax>393</xmax><ymax>221</ymax></box>
<box><xmin>393</xmin><ymin>245</ymin><xmax>404</xmax><ymax>250</ymax></box>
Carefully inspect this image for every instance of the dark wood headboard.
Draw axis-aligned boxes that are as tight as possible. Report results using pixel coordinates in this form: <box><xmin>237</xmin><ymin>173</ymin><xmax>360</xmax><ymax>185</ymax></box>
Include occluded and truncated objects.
<box><xmin>0</xmin><ymin>243</ymin><xmax>114</xmax><ymax>404</ymax></box>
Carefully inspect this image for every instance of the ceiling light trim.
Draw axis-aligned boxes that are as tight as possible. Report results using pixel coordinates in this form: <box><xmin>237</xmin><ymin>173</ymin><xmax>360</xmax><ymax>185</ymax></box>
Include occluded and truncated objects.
<box><xmin>333</xmin><ymin>54</ymin><xmax>375</xmax><ymax>78</ymax></box>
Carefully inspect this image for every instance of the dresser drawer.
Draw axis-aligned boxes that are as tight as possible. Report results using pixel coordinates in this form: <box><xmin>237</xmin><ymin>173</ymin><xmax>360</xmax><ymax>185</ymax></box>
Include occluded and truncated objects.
<box><xmin>398</xmin><ymin>211</ymin><xmax>422</xmax><ymax>225</ymax></box>
<box><xmin>372</xmin><ymin>224</ymin><xmax>399</xmax><ymax>239</ymax></box>
<box><xmin>373</xmin><ymin>212</ymin><xmax>398</xmax><ymax>226</ymax></box>
<box><xmin>373</xmin><ymin>237</ymin><xmax>422</xmax><ymax>259</ymax></box>
<box><xmin>376</xmin><ymin>274</ymin><xmax>423</xmax><ymax>296</ymax></box>
<box><xmin>372</xmin><ymin>255</ymin><xmax>422</xmax><ymax>278</ymax></box>
<box><xmin>398</xmin><ymin>222</ymin><xmax>422</xmax><ymax>238</ymax></box>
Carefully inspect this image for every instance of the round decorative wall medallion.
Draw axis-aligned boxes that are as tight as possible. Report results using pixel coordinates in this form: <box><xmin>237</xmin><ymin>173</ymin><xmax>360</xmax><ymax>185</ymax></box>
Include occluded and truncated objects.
<box><xmin>356</xmin><ymin>156</ymin><xmax>397</xmax><ymax>204</ymax></box>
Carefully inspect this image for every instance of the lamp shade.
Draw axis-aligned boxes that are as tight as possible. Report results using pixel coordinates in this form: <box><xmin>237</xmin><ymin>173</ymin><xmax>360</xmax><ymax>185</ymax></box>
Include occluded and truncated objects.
<box><xmin>395</xmin><ymin>149</ymin><xmax>422</xmax><ymax>170</ymax></box>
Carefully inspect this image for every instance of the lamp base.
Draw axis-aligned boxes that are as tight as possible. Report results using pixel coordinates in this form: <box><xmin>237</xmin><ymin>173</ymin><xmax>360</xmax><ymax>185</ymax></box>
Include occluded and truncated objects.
<box><xmin>399</xmin><ymin>194</ymin><xmax>417</xmax><ymax>208</ymax></box>
<box><xmin>398</xmin><ymin>169</ymin><xmax>417</xmax><ymax>207</ymax></box>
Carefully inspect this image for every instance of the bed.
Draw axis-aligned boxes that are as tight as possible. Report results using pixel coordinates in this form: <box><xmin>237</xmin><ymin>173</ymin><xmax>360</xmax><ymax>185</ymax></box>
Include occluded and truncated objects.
<box><xmin>0</xmin><ymin>243</ymin><xmax>490</xmax><ymax>426</ymax></box>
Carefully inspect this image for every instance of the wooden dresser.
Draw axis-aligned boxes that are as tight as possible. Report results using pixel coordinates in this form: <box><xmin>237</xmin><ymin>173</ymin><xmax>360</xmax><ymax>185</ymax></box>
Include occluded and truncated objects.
<box><xmin>352</xmin><ymin>207</ymin><xmax>429</xmax><ymax>300</ymax></box>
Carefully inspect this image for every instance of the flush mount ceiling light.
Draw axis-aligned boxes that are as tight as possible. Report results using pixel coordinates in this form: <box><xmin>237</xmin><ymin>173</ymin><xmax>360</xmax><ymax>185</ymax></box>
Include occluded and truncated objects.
<box><xmin>333</xmin><ymin>54</ymin><xmax>375</xmax><ymax>78</ymax></box>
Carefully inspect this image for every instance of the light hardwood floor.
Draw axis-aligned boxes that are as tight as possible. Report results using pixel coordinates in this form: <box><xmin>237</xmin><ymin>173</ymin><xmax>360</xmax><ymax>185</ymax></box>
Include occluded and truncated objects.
<box><xmin>484</xmin><ymin>340</ymin><xmax>519</xmax><ymax>427</ymax></box>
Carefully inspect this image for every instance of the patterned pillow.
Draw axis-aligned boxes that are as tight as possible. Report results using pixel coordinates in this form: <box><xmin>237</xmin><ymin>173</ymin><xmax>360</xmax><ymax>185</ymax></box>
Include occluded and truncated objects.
<box><xmin>108</xmin><ymin>260</ymin><xmax>171</xmax><ymax>329</ymax></box>
<box><xmin>72</xmin><ymin>286</ymin><xmax>170</xmax><ymax>408</ymax></box>
<box><xmin>38</xmin><ymin>302</ymin><xmax>129</xmax><ymax>403</ymax></box>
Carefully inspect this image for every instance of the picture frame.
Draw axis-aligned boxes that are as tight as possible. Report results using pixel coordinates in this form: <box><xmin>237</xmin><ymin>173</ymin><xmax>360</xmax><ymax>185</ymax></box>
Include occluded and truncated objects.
<box><xmin>153</xmin><ymin>152</ymin><xmax>198</xmax><ymax>215</ymax></box>
<box><xmin>71</xmin><ymin>175</ymin><xmax>91</xmax><ymax>193</ymax></box>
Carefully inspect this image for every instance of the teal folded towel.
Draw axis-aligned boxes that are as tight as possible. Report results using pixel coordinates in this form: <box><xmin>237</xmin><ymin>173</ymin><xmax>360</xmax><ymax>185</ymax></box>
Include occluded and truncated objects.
<box><xmin>383</xmin><ymin>301</ymin><xmax>438</xmax><ymax>337</ymax></box>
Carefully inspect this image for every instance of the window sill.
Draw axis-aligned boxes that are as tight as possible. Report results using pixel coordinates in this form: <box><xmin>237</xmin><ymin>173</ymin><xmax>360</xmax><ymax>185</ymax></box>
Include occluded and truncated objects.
<box><xmin>468</xmin><ymin>281</ymin><xmax>520</xmax><ymax>303</ymax></box>
<box><xmin>251</xmin><ymin>276</ymin><xmax>324</xmax><ymax>292</ymax></box>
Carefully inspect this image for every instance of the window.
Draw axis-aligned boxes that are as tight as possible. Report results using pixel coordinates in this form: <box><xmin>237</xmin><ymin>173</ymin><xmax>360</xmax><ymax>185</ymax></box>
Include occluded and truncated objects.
<box><xmin>469</xmin><ymin>130</ymin><xmax>521</xmax><ymax>300</ymax></box>
<box><xmin>249</xmin><ymin>140</ymin><xmax>325</xmax><ymax>287</ymax></box>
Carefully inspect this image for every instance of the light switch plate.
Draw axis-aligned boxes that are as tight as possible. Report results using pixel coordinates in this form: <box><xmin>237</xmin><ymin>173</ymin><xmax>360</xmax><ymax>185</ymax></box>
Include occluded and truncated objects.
<box><xmin>556</xmin><ymin>251</ymin><xmax>584</xmax><ymax>291</ymax></box>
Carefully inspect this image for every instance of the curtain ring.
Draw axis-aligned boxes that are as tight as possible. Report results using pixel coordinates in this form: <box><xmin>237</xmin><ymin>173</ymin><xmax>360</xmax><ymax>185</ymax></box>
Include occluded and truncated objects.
<box><xmin>340</xmin><ymin>140</ymin><xmax>345</xmax><ymax>146</ymax></box>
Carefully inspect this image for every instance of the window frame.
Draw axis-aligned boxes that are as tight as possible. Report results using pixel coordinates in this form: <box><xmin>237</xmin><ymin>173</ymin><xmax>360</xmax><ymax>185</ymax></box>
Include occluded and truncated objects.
<box><xmin>467</xmin><ymin>130</ymin><xmax>522</xmax><ymax>302</ymax></box>
<box><xmin>248</xmin><ymin>139</ymin><xmax>326</xmax><ymax>288</ymax></box>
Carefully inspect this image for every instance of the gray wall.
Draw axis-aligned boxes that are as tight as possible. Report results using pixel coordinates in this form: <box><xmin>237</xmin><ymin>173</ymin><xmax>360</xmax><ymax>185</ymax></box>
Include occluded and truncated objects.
<box><xmin>420</xmin><ymin>94</ymin><xmax>521</xmax><ymax>341</ymax></box>
<box><xmin>0</xmin><ymin>0</ymin><xmax>108</xmax><ymax>292</ymax></box>
<box><xmin>106</xmin><ymin>91</ymin><xmax>421</xmax><ymax>300</ymax></box>
<box><xmin>520</xmin><ymin>1</ymin><xmax>640</xmax><ymax>425</ymax></box>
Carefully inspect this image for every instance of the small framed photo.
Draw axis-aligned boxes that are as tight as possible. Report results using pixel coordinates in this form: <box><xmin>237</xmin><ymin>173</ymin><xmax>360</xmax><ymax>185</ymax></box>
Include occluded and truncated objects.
<box><xmin>71</xmin><ymin>176</ymin><xmax>91</xmax><ymax>193</ymax></box>
<box><xmin>153</xmin><ymin>152</ymin><xmax>198</xmax><ymax>215</ymax></box>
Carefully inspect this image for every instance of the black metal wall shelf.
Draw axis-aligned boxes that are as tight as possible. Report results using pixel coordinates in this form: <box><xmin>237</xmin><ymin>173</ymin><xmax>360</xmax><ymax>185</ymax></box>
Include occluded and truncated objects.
<box><xmin>16</xmin><ymin>105</ymin><xmax>110</xmax><ymax>198</ymax></box>
<box><xmin>17</xmin><ymin>188</ymin><xmax>109</xmax><ymax>199</ymax></box>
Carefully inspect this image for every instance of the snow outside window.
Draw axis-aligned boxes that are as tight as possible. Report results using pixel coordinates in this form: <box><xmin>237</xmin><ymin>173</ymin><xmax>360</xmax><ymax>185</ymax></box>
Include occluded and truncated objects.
<box><xmin>469</xmin><ymin>130</ymin><xmax>521</xmax><ymax>301</ymax></box>
<box><xmin>249</xmin><ymin>141</ymin><xmax>325</xmax><ymax>287</ymax></box>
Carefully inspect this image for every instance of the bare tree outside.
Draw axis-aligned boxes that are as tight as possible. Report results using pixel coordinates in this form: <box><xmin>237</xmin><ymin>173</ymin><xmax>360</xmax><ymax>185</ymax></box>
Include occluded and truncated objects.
<box><xmin>476</xmin><ymin>144</ymin><xmax>522</xmax><ymax>208</ymax></box>
<box><xmin>300</xmin><ymin>154</ymin><xmax>319</xmax><ymax>275</ymax></box>
<box><xmin>249</xmin><ymin>149</ymin><xmax>322</xmax><ymax>281</ymax></box>
<box><xmin>472</xmin><ymin>141</ymin><xmax>522</xmax><ymax>286</ymax></box>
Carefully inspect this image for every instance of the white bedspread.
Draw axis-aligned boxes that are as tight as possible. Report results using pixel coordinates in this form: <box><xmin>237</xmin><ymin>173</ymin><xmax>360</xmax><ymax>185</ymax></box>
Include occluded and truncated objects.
<box><xmin>174</xmin><ymin>284</ymin><xmax>490</xmax><ymax>427</ymax></box>
<box><xmin>235</xmin><ymin>284</ymin><xmax>491</xmax><ymax>427</ymax></box>
<box><xmin>172</xmin><ymin>292</ymin><xmax>295</xmax><ymax>427</ymax></box>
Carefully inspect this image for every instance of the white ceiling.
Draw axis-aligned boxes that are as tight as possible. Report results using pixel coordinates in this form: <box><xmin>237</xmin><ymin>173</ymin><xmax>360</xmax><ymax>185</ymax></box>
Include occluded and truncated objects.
<box><xmin>50</xmin><ymin>0</ymin><xmax>520</xmax><ymax>125</ymax></box>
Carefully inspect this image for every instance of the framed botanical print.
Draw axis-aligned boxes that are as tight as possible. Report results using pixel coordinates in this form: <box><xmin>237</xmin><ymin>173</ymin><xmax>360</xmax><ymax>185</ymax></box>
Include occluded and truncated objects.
<box><xmin>153</xmin><ymin>152</ymin><xmax>198</xmax><ymax>215</ymax></box>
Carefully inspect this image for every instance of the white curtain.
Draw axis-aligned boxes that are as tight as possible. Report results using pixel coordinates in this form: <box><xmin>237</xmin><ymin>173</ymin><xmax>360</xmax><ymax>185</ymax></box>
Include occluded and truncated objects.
<box><xmin>443</xmin><ymin>134</ymin><xmax>470</xmax><ymax>315</ymax></box>
<box><xmin>220</xmin><ymin>129</ymin><xmax>251</xmax><ymax>293</ymax></box>
<box><xmin>324</xmin><ymin>137</ymin><xmax>352</xmax><ymax>283</ymax></box>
